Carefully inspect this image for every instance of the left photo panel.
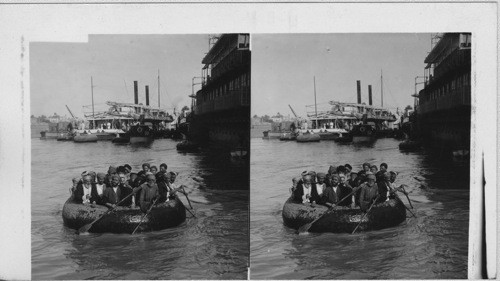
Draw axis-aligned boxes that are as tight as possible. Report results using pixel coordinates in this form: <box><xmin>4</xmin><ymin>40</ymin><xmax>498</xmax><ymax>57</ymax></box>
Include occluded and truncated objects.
<box><xmin>31</xmin><ymin>34</ymin><xmax>250</xmax><ymax>280</ymax></box>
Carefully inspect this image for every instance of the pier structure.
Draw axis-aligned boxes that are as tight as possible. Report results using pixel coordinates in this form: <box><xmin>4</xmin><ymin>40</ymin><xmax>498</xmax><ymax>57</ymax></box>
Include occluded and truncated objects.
<box><xmin>189</xmin><ymin>34</ymin><xmax>250</xmax><ymax>148</ymax></box>
<box><xmin>416</xmin><ymin>33</ymin><xmax>471</xmax><ymax>152</ymax></box>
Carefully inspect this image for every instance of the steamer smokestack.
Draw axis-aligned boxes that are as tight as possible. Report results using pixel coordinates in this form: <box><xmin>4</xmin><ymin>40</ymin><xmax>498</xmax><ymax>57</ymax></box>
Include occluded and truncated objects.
<box><xmin>134</xmin><ymin>81</ymin><xmax>139</xmax><ymax>104</ymax></box>
<box><xmin>368</xmin><ymin>85</ymin><xmax>373</xmax><ymax>106</ymax></box>
<box><xmin>145</xmin><ymin>85</ymin><xmax>150</xmax><ymax>106</ymax></box>
<box><xmin>356</xmin><ymin>80</ymin><xmax>362</xmax><ymax>104</ymax></box>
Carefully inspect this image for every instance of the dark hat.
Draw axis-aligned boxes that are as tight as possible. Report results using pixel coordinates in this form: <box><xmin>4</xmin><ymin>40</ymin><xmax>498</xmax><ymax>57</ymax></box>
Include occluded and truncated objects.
<box><xmin>160</xmin><ymin>163</ymin><xmax>168</xmax><ymax>169</ymax></box>
<box><xmin>142</xmin><ymin>163</ymin><xmax>150</xmax><ymax>168</ymax></box>
<box><xmin>362</xmin><ymin>162</ymin><xmax>370</xmax><ymax>167</ymax></box>
<box><xmin>116</xmin><ymin>166</ymin><xmax>126</xmax><ymax>174</ymax></box>
<box><xmin>380</xmin><ymin>163</ymin><xmax>388</xmax><ymax>169</ymax></box>
<box><xmin>124</xmin><ymin>164</ymin><xmax>132</xmax><ymax>170</ymax></box>
<box><xmin>316</xmin><ymin>172</ymin><xmax>326</xmax><ymax>178</ymax></box>
<box><xmin>108</xmin><ymin>166</ymin><xmax>117</xmax><ymax>174</ymax></box>
<box><xmin>81</xmin><ymin>171</ymin><xmax>89</xmax><ymax>177</ymax></box>
<box><xmin>345</xmin><ymin>164</ymin><xmax>352</xmax><ymax>170</ymax></box>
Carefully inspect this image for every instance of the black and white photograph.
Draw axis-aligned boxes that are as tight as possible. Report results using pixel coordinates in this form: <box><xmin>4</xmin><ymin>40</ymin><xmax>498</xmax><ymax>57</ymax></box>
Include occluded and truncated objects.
<box><xmin>30</xmin><ymin>34</ymin><xmax>249</xmax><ymax>279</ymax></box>
<box><xmin>250</xmin><ymin>33</ymin><xmax>471</xmax><ymax>279</ymax></box>
<box><xmin>0</xmin><ymin>2</ymin><xmax>497</xmax><ymax>280</ymax></box>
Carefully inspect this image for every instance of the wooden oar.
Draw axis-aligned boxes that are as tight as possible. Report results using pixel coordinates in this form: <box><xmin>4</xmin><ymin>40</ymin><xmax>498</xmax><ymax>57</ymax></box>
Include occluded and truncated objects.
<box><xmin>401</xmin><ymin>186</ymin><xmax>414</xmax><ymax>209</ymax></box>
<box><xmin>180</xmin><ymin>185</ymin><xmax>194</xmax><ymax>210</ymax></box>
<box><xmin>174</xmin><ymin>193</ymin><xmax>196</xmax><ymax>218</ymax></box>
<box><xmin>77</xmin><ymin>190</ymin><xmax>135</xmax><ymax>234</ymax></box>
<box><xmin>131</xmin><ymin>197</ymin><xmax>159</xmax><ymax>234</ymax></box>
<box><xmin>297</xmin><ymin>188</ymin><xmax>357</xmax><ymax>234</ymax></box>
<box><xmin>352</xmin><ymin>194</ymin><xmax>380</xmax><ymax>234</ymax></box>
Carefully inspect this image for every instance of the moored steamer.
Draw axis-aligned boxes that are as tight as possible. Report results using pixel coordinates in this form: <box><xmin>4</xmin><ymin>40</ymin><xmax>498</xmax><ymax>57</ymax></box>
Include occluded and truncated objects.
<box><xmin>62</xmin><ymin>196</ymin><xmax>186</xmax><ymax>233</ymax></box>
<box><xmin>282</xmin><ymin>196</ymin><xmax>406</xmax><ymax>233</ymax></box>
<box><xmin>414</xmin><ymin>33</ymin><xmax>471</xmax><ymax>157</ymax></box>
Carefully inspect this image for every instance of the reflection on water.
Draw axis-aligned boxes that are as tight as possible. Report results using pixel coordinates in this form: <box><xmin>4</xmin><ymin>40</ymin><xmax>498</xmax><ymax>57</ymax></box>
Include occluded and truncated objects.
<box><xmin>250</xmin><ymin>138</ymin><xmax>468</xmax><ymax>279</ymax></box>
<box><xmin>32</xmin><ymin>139</ymin><xmax>248</xmax><ymax>280</ymax></box>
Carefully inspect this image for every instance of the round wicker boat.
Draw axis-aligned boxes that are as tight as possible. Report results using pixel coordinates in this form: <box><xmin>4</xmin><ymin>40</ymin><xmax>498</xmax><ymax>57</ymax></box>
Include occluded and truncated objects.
<box><xmin>282</xmin><ymin>196</ymin><xmax>406</xmax><ymax>233</ymax></box>
<box><xmin>62</xmin><ymin>197</ymin><xmax>186</xmax><ymax>233</ymax></box>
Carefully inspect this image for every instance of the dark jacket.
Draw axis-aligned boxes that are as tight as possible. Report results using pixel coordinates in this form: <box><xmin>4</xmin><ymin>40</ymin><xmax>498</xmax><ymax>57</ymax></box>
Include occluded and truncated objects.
<box><xmin>292</xmin><ymin>182</ymin><xmax>321</xmax><ymax>204</ymax></box>
<box><xmin>102</xmin><ymin>185</ymin><xmax>128</xmax><ymax>206</ymax></box>
<box><xmin>337</xmin><ymin>183</ymin><xmax>353</xmax><ymax>206</ymax></box>
<box><xmin>139</xmin><ymin>182</ymin><xmax>159</xmax><ymax>212</ymax></box>
<box><xmin>73</xmin><ymin>182</ymin><xmax>96</xmax><ymax>204</ymax></box>
<box><xmin>119</xmin><ymin>183</ymin><xmax>134</xmax><ymax>206</ymax></box>
<box><xmin>359</xmin><ymin>183</ymin><xmax>379</xmax><ymax>211</ymax></box>
<box><xmin>90</xmin><ymin>183</ymin><xmax>106</xmax><ymax>205</ymax></box>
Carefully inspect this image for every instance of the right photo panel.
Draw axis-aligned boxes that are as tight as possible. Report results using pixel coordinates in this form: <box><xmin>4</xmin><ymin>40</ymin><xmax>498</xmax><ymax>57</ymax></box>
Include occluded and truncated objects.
<box><xmin>250</xmin><ymin>33</ymin><xmax>470</xmax><ymax>279</ymax></box>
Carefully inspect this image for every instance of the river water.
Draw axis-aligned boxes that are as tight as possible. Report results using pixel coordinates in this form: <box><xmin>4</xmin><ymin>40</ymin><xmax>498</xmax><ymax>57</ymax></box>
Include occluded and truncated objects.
<box><xmin>250</xmin><ymin>137</ymin><xmax>469</xmax><ymax>279</ymax></box>
<box><xmin>32</xmin><ymin>138</ymin><xmax>249</xmax><ymax>280</ymax></box>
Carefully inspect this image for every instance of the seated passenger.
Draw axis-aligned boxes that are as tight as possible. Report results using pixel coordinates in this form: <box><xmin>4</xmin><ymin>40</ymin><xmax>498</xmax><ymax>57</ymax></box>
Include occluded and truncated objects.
<box><xmin>150</xmin><ymin>165</ymin><xmax>158</xmax><ymax>175</ymax></box>
<box><xmin>123</xmin><ymin>164</ymin><xmax>132</xmax><ymax>175</ymax></box>
<box><xmin>376</xmin><ymin>163</ymin><xmax>388</xmax><ymax>181</ymax></box>
<box><xmin>70</xmin><ymin>177</ymin><xmax>79</xmax><ymax>195</ymax></box>
<box><xmin>290</xmin><ymin>176</ymin><xmax>301</xmax><ymax>194</ymax></box>
<box><xmin>91</xmin><ymin>173</ymin><xmax>107</xmax><ymax>205</ymax></box>
<box><xmin>337</xmin><ymin>173</ymin><xmax>353</xmax><ymax>206</ymax></box>
<box><xmin>104</xmin><ymin>166</ymin><xmax>117</xmax><ymax>186</ymax></box>
<box><xmin>74</xmin><ymin>174</ymin><xmax>95</xmax><ymax>204</ymax></box>
<box><xmin>137</xmin><ymin>163</ymin><xmax>150</xmax><ymax>178</ymax></box>
<box><xmin>320</xmin><ymin>174</ymin><xmax>342</xmax><ymax>207</ymax></box>
<box><xmin>156</xmin><ymin>171</ymin><xmax>171</xmax><ymax>202</ymax></box>
<box><xmin>327</xmin><ymin>166</ymin><xmax>337</xmax><ymax>178</ymax></box>
<box><xmin>159</xmin><ymin>163</ymin><xmax>168</xmax><ymax>174</ymax></box>
<box><xmin>359</xmin><ymin>173</ymin><xmax>379</xmax><ymax>211</ymax></box>
<box><xmin>139</xmin><ymin>174</ymin><xmax>159</xmax><ymax>213</ymax></box>
<box><xmin>292</xmin><ymin>175</ymin><xmax>320</xmax><ymax>204</ymax></box>
<box><xmin>315</xmin><ymin>173</ymin><xmax>326</xmax><ymax>197</ymax></box>
<box><xmin>128</xmin><ymin>172</ymin><xmax>138</xmax><ymax>188</ymax></box>
<box><xmin>362</xmin><ymin>162</ymin><xmax>371</xmax><ymax>173</ymax></box>
<box><xmin>118</xmin><ymin>173</ymin><xmax>134</xmax><ymax>207</ymax></box>
<box><xmin>344</xmin><ymin>164</ymin><xmax>353</xmax><ymax>175</ymax></box>
<box><xmin>102</xmin><ymin>175</ymin><xmax>128</xmax><ymax>208</ymax></box>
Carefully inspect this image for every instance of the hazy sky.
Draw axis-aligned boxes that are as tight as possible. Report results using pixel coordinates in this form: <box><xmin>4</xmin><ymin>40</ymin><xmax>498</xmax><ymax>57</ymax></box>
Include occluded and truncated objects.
<box><xmin>30</xmin><ymin>34</ymin><xmax>210</xmax><ymax>117</ymax></box>
<box><xmin>251</xmin><ymin>33</ymin><xmax>432</xmax><ymax>117</ymax></box>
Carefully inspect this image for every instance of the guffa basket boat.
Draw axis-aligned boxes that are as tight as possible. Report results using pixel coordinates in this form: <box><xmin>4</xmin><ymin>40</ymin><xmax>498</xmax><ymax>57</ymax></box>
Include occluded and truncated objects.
<box><xmin>62</xmin><ymin>197</ymin><xmax>186</xmax><ymax>233</ymax></box>
<box><xmin>282</xmin><ymin>196</ymin><xmax>406</xmax><ymax>233</ymax></box>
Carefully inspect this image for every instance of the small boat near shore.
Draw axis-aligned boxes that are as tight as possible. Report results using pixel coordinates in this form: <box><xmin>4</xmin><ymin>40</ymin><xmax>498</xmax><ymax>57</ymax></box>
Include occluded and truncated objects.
<box><xmin>57</xmin><ymin>132</ymin><xmax>74</xmax><ymax>141</ymax></box>
<box><xmin>176</xmin><ymin>140</ymin><xmax>200</xmax><ymax>152</ymax></box>
<box><xmin>279</xmin><ymin>132</ymin><xmax>296</xmax><ymax>141</ymax></box>
<box><xmin>282</xmin><ymin>197</ymin><xmax>406</xmax><ymax>233</ymax></box>
<box><xmin>399</xmin><ymin>139</ymin><xmax>422</xmax><ymax>151</ymax></box>
<box><xmin>73</xmin><ymin>133</ymin><xmax>98</xmax><ymax>143</ymax></box>
<box><xmin>296</xmin><ymin>132</ymin><xmax>320</xmax><ymax>143</ymax></box>
<box><xmin>111</xmin><ymin>133</ymin><xmax>130</xmax><ymax>144</ymax></box>
<box><xmin>62</xmin><ymin>197</ymin><xmax>186</xmax><ymax>233</ymax></box>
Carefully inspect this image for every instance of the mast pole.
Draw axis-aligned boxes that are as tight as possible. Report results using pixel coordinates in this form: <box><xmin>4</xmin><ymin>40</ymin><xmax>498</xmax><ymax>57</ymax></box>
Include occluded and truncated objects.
<box><xmin>91</xmin><ymin>76</ymin><xmax>95</xmax><ymax>128</ymax></box>
<box><xmin>381</xmin><ymin>69</ymin><xmax>384</xmax><ymax>107</ymax></box>
<box><xmin>314</xmin><ymin>76</ymin><xmax>318</xmax><ymax>129</ymax></box>
<box><xmin>158</xmin><ymin>69</ymin><xmax>160</xmax><ymax>108</ymax></box>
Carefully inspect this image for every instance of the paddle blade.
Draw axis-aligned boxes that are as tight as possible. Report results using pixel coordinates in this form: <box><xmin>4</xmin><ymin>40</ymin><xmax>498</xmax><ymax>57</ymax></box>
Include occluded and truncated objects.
<box><xmin>77</xmin><ymin>223</ymin><xmax>93</xmax><ymax>234</ymax></box>
<box><xmin>296</xmin><ymin>222</ymin><xmax>313</xmax><ymax>234</ymax></box>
